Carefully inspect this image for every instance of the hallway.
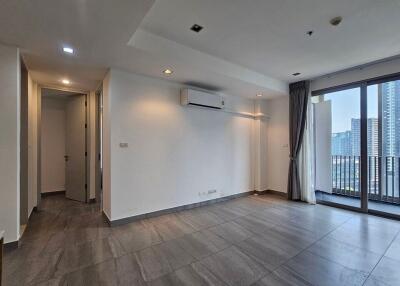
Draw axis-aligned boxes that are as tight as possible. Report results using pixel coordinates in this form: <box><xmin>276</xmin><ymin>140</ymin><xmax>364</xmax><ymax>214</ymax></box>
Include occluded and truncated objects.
<box><xmin>3</xmin><ymin>194</ymin><xmax>400</xmax><ymax>286</ymax></box>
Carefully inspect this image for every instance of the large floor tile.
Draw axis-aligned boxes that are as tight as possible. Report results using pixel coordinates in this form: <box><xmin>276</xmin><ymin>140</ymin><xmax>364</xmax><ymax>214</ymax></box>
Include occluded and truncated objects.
<box><xmin>233</xmin><ymin>213</ymin><xmax>276</xmax><ymax>234</ymax></box>
<box><xmin>384</xmin><ymin>233</ymin><xmax>400</xmax><ymax>262</ymax></box>
<box><xmin>177</xmin><ymin>229</ymin><xmax>229</xmax><ymax>260</ymax></box>
<box><xmin>287</xmin><ymin>213</ymin><xmax>342</xmax><ymax>237</ymax></box>
<box><xmin>148</xmin><ymin>264</ymin><xmax>228</xmax><ymax>286</ymax></box>
<box><xmin>152</xmin><ymin>239</ymin><xmax>196</xmax><ymax>270</ymax></box>
<box><xmin>3</xmin><ymin>248</ymin><xmax>64</xmax><ymax>286</ymax></box>
<box><xmin>307</xmin><ymin>236</ymin><xmax>382</xmax><ymax>273</ymax></box>
<box><xmin>251</xmin><ymin>207</ymin><xmax>297</xmax><ymax>226</ymax></box>
<box><xmin>363</xmin><ymin>276</ymin><xmax>393</xmax><ymax>286</ymax></box>
<box><xmin>369</xmin><ymin>256</ymin><xmax>400</xmax><ymax>286</ymax></box>
<box><xmin>197</xmin><ymin>246</ymin><xmax>268</xmax><ymax>286</ymax></box>
<box><xmin>267</xmin><ymin>223</ymin><xmax>320</xmax><ymax>249</ymax></box>
<box><xmin>178</xmin><ymin>209</ymin><xmax>224</xmax><ymax>230</ymax></box>
<box><xmin>236</xmin><ymin>234</ymin><xmax>294</xmax><ymax>271</ymax></box>
<box><xmin>327</xmin><ymin>220</ymin><xmax>398</xmax><ymax>254</ymax></box>
<box><xmin>114</xmin><ymin>224</ymin><xmax>162</xmax><ymax>253</ymax></box>
<box><xmin>135</xmin><ymin>246</ymin><xmax>174</xmax><ymax>281</ymax></box>
<box><xmin>206</xmin><ymin>203</ymin><xmax>247</xmax><ymax>221</ymax></box>
<box><xmin>284</xmin><ymin>251</ymin><xmax>368</xmax><ymax>286</ymax></box>
<box><xmin>253</xmin><ymin>266</ymin><xmax>312</xmax><ymax>286</ymax></box>
<box><xmin>152</xmin><ymin>218</ymin><xmax>196</xmax><ymax>241</ymax></box>
<box><xmin>63</xmin><ymin>253</ymin><xmax>146</xmax><ymax>286</ymax></box>
<box><xmin>209</xmin><ymin>221</ymin><xmax>254</xmax><ymax>243</ymax></box>
<box><xmin>135</xmin><ymin>239</ymin><xmax>195</xmax><ymax>282</ymax></box>
<box><xmin>235</xmin><ymin>196</ymin><xmax>275</xmax><ymax>213</ymax></box>
<box><xmin>54</xmin><ymin>236</ymin><xmax>124</xmax><ymax>276</ymax></box>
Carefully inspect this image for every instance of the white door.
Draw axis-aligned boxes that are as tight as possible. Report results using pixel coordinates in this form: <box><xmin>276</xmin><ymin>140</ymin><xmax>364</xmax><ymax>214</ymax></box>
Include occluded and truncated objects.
<box><xmin>65</xmin><ymin>95</ymin><xmax>87</xmax><ymax>202</ymax></box>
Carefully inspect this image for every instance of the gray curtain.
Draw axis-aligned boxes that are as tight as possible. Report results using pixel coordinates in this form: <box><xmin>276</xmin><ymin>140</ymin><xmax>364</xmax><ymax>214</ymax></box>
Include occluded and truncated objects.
<box><xmin>287</xmin><ymin>81</ymin><xmax>310</xmax><ymax>200</ymax></box>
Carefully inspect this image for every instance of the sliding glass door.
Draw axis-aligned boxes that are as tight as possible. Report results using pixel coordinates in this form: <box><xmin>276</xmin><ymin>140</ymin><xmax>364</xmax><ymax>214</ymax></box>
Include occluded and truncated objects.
<box><xmin>367</xmin><ymin>79</ymin><xmax>400</xmax><ymax>216</ymax></box>
<box><xmin>313</xmin><ymin>74</ymin><xmax>400</xmax><ymax>219</ymax></box>
<box><xmin>313</xmin><ymin>87</ymin><xmax>361</xmax><ymax>210</ymax></box>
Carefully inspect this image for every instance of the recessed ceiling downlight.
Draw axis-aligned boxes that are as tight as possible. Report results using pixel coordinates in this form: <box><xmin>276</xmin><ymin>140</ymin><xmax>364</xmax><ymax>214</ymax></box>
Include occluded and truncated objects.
<box><xmin>63</xmin><ymin>47</ymin><xmax>74</xmax><ymax>54</ymax></box>
<box><xmin>163</xmin><ymin>69</ymin><xmax>173</xmax><ymax>75</ymax></box>
<box><xmin>256</xmin><ymin>94</ymin><xmax>263</xmax><ymax>97</ymax></box>
<box><xmin>190</xmin><ymin>24</ymin><xmax>204</xmax><ymax>33</ymax></box>
<box><xmin>62</xmin><ymin>79</ymin><xmax>70</xmax><ymax>85</ymax></box>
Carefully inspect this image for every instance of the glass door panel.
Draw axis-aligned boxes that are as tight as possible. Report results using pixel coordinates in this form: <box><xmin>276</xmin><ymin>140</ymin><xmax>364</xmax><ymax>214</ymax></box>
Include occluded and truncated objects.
<box><xmin>367</xmin><ymin>80</ymin><xmax>400</xmax><ymax>216</ymax></box>
<box><xmin>314</xmin><ymin>87</ymin><xmax>361</xmax><ymax>209</ymax></box>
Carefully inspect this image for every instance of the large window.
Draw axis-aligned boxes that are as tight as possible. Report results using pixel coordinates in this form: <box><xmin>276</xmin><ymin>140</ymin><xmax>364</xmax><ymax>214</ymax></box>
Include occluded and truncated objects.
<box><xmin>313</xmin><ymin>87</ymin><xmax>361</xmax><ymax>209</ymax></box>
<box><xmin>367</xmin><ymin>80</ymin><xmax>400</xmax><ymax>216</ymax></box>
<box><xmin>313</xmin><ymin>74</ymin><xmax>400</xmax><ymax>218</ymax></box>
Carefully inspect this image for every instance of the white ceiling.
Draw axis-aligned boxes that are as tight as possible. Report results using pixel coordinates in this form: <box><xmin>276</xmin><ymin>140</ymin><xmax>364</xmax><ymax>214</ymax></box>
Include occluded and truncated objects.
<box><xmin>0</xmin><ymin>0</ymin><xmax>399</xmax><ymax>98</ymax></box>
<box><xmin>0</xmin><ymin>0</ymin><xmax>155</xmax><ymax>90</ymax></box>
<box><xmin>142</xmin><ymin>0</ymin><xmax>400</xmax><ymax>82</ymax></box>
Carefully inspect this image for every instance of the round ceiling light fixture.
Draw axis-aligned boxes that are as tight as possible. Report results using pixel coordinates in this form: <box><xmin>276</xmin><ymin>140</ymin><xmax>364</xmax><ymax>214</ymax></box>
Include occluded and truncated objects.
<box><xmin>330</xmin><ymin>16</ymin><xmax>343</xmax><ymax>26</ymax></box>
<box><xmin>163</xmin><ymin>69</ymin><xmax>173</xmax><ymax>75</ymax></box>
<box><xmin>61</xmin><ymin>79</ymin><xmax>70</xmax><ymax>85</ymax></box>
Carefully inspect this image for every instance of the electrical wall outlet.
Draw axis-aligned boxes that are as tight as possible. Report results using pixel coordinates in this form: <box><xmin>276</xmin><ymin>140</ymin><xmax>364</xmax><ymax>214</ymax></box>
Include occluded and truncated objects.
<box><xmin>199</xmin><ymin>190</ymin><xmax>217</xmax><ymax>197</ymax></box>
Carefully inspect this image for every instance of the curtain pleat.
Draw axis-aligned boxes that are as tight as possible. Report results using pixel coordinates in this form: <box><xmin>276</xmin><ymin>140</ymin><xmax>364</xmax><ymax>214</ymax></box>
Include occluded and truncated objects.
<box><xmin>287</xmin><ymin>81</ymin><xmax>310</xmax><ymax>200</ymax></box>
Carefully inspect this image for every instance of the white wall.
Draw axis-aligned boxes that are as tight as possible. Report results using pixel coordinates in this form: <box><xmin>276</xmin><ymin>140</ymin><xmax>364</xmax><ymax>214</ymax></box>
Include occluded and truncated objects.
<box><xmin>265</xmin><ymin>96</ymin><xmax>290</xmax><ymax>193</ymax></box>
<box><xmin>103</xmin><ymin>69</ymin><xmax>267</xmax><ymax>221</ymax></box>
<box><xmin>41</xmin><ymin>97</ymin><xmax>67</xmax><ymax>193</ymax></box>
<box><xmin>0</xmin><ymin>44</ymin><xmax>20</xmax><ymax>243</ymax></box>
<box><xmin>254</xmin><ymin>100</ymin><xmax>269</xmax><ymax>191</ymax></box>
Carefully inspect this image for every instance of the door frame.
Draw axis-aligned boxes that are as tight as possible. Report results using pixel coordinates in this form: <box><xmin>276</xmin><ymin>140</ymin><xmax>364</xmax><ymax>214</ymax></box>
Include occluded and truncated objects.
<box><xmin>38</xmin><ymin>85</ymin><xmax>91</xmax><ymax>204</ymax></box>
<box><xmin>20</xmin><ymin>58</ymin><xmax>29</xmax><ymax>226</ymax></box>
<box><xmin>312</xmin><ymin>71</ymin><xmax>400</xmax><ymax>220</ymax></box>
<box><xmin>94</xmin><ymin>89</ymin><xmax>102</xmax><ymax>205</ymax></box>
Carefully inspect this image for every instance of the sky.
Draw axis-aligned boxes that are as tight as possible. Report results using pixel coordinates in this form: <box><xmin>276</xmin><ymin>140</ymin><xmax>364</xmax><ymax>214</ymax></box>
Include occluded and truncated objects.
<box><xmin>324</xmin><ymin>85</ymin><xmax>378</xmax><ymax>133</ymax></box>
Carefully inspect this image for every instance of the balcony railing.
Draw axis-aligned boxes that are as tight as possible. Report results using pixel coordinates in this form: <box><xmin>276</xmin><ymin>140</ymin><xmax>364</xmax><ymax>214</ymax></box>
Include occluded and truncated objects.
<box><xmin>332</xmin><ymin>155</ymin><xmax>400</xmax><ymax>204</ymax></box>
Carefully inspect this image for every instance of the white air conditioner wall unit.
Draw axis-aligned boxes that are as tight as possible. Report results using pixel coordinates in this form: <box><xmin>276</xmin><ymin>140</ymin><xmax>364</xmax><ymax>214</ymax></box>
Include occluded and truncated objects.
<box><xmin>181</xmin><ymin>89</ymin><xmax>224</xmax><ymax>109</ymax></box>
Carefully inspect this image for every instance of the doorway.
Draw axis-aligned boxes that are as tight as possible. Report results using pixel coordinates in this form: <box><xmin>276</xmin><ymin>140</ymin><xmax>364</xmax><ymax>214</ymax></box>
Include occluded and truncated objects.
<box><xmin>41</xmin><ymin>89</ymin><xmax>88</xmax><ymax>202</ymax></box>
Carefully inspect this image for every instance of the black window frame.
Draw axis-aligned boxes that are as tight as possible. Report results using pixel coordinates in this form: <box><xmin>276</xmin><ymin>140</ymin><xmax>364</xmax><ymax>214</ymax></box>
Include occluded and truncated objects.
<box><xmin>312</xmin><ymin>71</ymin><xmax>400</xmax><ymax>220</ymax></box>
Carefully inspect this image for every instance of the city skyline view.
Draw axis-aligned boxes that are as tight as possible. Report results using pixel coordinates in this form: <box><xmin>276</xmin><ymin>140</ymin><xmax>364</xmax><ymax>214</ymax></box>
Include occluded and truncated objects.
<box><xmin>325</xmin><ymin>80</ymin><xmax>400</xmax><ymax>157</ymax></box>
<box><xmin>325</xmin><ymin>85</ymin><xmax>378</xmax><ymax>134</ymax></box>
<box><xmin>325</xmin><ymin>80</ymin><xmax>400</xmax><ymax>198</ymax></box>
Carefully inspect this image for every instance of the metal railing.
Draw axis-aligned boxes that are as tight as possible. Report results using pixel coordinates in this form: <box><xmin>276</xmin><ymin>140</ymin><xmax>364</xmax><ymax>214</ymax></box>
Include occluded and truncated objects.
<box><xmin>332</xmin><ymin>155</ymin><xmax>400</xmax><ymax>204</ymax></box>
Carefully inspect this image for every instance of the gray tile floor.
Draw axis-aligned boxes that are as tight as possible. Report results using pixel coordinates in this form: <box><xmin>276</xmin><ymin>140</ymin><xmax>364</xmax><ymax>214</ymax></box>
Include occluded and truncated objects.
<box><xmin>4</xmin><ymin>194</ymin><xmax>400</xmax><ymax>286</ymax></box>
<box><xmin>316</xmin><ymin>192</ymin><xmax>400</xmax><ymax>216</ymax></box>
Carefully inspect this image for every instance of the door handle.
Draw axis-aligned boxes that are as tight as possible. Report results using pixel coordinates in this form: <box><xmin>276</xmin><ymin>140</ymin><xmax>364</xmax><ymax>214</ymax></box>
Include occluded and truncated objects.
<box><xmin>64</xmin><ymin>155</ymin><xmax>69</xmax><ymax>162</ymax></box>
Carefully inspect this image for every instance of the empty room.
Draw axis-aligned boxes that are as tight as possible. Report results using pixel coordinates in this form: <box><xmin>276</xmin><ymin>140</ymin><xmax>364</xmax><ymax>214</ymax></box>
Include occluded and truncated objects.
<box><xmin>1</xmin><ymin>1</ymin><xmax>400</xmax><ymax>285</ymax></box>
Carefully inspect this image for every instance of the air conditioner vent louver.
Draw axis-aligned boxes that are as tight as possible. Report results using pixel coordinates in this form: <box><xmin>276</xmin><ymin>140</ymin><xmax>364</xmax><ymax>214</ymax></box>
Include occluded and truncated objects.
<box><xmin>181</xmin><ymin>89</ymin><xmax>224</xmax><ymax>110</ymax></box>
